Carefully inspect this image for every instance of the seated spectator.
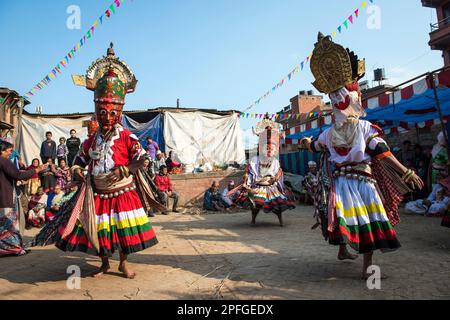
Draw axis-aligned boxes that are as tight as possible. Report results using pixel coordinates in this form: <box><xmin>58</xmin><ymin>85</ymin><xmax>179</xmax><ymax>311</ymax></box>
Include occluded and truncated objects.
<box><xmin>222</xmin><ymin>180</ymin><xmax>238</xmax><ymax>208</ymax></box>
<box><xmin>54</xmin><ymin>158</ymin><xmax>71</xmax><ymax>191</ymax></box>
<box><xmin>27</xmin><ymin>187</ymin><xmax>48</xmax><ymax>228</ymax></box>
<box><xmin>45</xmin><ymin>184</ymin><xmax>65</xmax><ymax>222</ymax></box>
<box><xmin>153</xmin><ymin>151</ymin><xmax>166</xmax><ymax>175</ymax></box>
<box><xmin>204</xmin><ymin>181</ymin><xmax>231</xmax><ymax>212</ymax></box>
<box><xmin>154</xmin><ymin>165</ymin><xmax>179</xmax><ymax>213</ymax></box>
<box><xmin>405</xmin><ymin>177</ymin><xmax>450</xmax><ymax>216</ymax></box>
<box><xmin>166</xmin><ymin>151</ymin><xmax>183</xmax><ymax>174</ymax></box>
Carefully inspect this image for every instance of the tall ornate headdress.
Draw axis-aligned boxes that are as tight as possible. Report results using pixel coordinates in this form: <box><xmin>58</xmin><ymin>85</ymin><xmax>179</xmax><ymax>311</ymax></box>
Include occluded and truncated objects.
<box><xmin>72</xmin><ymin>42</ymin><xmax>137</xmax><ymax>105</ymax></box>
<box><xmin>310</xmin><ymin>32</ymin><xmax>365</xmax><ymax>94</ymax></box>
<box><xmin>253</xmin><ymin>113</ymin><xmax>281</xmax><ymax>157</ymax></box>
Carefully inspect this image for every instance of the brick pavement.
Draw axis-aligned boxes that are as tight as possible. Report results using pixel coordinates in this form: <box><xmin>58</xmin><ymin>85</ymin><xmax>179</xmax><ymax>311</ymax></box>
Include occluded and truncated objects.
<box><xmin>0</xmin><ymin>206</ymin><xmax>449</xmax><ymax>300</ymax></box>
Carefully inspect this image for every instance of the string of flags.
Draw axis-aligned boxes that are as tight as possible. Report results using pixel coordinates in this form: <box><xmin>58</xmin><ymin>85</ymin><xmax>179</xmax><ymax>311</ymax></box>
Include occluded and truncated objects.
<box><xmin>22</xmin><ymin>0</ymin><xmax>131</xmax><ymax>101</ymax></box>
<box><xmin>243</xmin><ymin>0</ymin><xmax>374</xmax><ymax>113</ymax></box>
<box><xmin>238</xmin><ymin>110</ymin><xmax>332</xmax><ymax>121</ymax></box>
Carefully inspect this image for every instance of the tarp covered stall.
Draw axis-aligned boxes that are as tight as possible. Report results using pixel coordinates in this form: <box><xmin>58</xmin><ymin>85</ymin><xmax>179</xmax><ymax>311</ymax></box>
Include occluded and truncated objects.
<box><xmin>121</xmin><ymin>114</ymin><xmax>164</xmax><ymax>151</ymax></box>
<box><xmin>163</xmin><ymin>111</ymin><xmax>245</xmax><ymax>167</ymax></box>
<box><xmin>19</xmin><ymin>115</ymin><xmax>90</xmax><ymax>165</ymax></box>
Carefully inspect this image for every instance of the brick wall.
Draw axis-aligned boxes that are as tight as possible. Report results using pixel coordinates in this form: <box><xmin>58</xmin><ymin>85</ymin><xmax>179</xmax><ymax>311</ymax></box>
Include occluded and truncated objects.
<box><xmin>170</xmin><ymin>170</ymin><xmax>244</xmax><ymax>207</ymax></box>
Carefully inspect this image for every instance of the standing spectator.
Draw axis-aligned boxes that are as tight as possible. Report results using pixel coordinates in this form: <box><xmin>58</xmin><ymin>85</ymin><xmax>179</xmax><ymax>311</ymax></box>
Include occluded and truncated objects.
<box><xmin>66</xmin><ymin>129</ymin><xmax>81</xmax><ymax>166</ymax></box>
<box><xmin>143</xmin><ymin>157</ymin><xmax>155</xmax><ymax>178</ymax></box>
<box><xmin>40</xmin><ymin>158</ymin><xmax>57</xmax><ymax>193</ymax></box>
<box><xmin>146</xmin><ymin>137</ymin><xmax>159</xmax><ymax>160</ymax></box>
<box><xmin>154</xmin><ymin>165</ymin><xmax>179</xmax><ymax>213</ymax></box>
<box><xmin>431</xmin><ymin>132</ymin><xmax>448</xmax><ymax>188</ymax></box>
<box><xmin>204</xmin><ymin>181</ymin><xmax>231</xmax><ymax>211</ymax></box>
<box><xmin>56</xmin><ymin>137</ymin><xmax>69</xmax><ymax>166</ymax></box>
<box><xmin>412</xmin><ymin>144</ymin><xmax>426</xmax><ymax>171</ymax></box>
<box><xmin>54</xmin><ymin>158</ymin><xmax>71</xmax><ymax>191</ymax></box>
<box><xmin>40</xmin><ymin>131</ymin><xmax>56</xmax><ymax>164</ymax></box>
<box><xmin>27</xmin><ymin>187</ymin><xmax>48</xmax><ymax>228</ymax></box>
<box><xmin>153</xmin><ymin>150</ymin><xmax>166</xmax><ymax>175</ymax></box>
<box><xmin>0</xmin><ymin>139</ymin><xmax>46</xmax><ymax>256</ymax></box>
<box><xmin>400</xmin><ymin>140</ymin><xmax>414</xmax><ymax>165</ymax></box>
<box><xmin>26</xmin><ymin>158</ymin><xmax>41</xmax><ymax>196</ymax></box>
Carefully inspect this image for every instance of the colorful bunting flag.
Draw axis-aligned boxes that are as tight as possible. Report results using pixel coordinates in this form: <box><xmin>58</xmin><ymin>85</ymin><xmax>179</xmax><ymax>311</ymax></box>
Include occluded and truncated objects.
<box><xmin>23</xmin><ymin>0</ymin><xmax>131</xmax><ymax>100</ymax></box>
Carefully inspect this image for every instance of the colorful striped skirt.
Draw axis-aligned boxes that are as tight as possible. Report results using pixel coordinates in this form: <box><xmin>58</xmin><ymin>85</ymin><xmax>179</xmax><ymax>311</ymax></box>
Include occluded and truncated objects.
<box><xmin>55</xmin><ymin>190</ymin><xmax>158</xmax><ymax>256</ymax></box>
<box><xmin>442</xmin><ymin>210</ymin><xmax>450</xmax><ymax>228</ymax></box>
<box><xmin>250</xmin><ymin>184</ymin><xmax>295</xmax><ymax>213</ymax></box>
<box><xmin>328</xmin><ymin>177</ymin><xmax>401</xmax><ymax>254</ymax></box>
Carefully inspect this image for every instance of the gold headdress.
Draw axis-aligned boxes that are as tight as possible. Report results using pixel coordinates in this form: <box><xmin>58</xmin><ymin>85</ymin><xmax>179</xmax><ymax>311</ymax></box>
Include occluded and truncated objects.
<box><xmin>310</xmin><ymin>33</ymin><xmax>365</xmax><ymax>94</ymax></box>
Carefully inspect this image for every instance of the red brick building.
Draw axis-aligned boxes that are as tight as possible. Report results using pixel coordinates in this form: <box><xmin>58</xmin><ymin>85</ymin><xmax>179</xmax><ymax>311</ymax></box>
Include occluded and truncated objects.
<box><xmin>277</xmin><ymin>90</ymin><xmax>331</xmax><ymax>153</ymax></box>
<box><xmin>423</xmin><ymin>0</ymin><xmax>450</xmax><ymax>66</ymax></box>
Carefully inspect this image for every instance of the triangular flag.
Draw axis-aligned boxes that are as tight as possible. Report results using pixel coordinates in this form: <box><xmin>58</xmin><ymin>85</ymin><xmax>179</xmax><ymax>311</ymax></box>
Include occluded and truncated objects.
<box><xmin>93</xmin><ymin>20</ymin><xmax>98</xmax><ymax>28</ymax></box>
<box><xmin>332</xmin><ymin>31</ymin><xmax>337</xmax><ymax>37</ymax></box>
<box><xmin>349</xmin><ymin>15</ymin><xmax>353</xmax><ymax>24</ymax></box>
<box><xmin>354</xmin><ymin>9</ymin><xmax>359</xmax><ymax>18</ymax></box>
<box><xmin>115</xmin><ymin>0</ymin><xmax>121</xmax><ymax>7</ymax></box>
<box><xmin>343</xmin><ymin>20</ymin><xmax>348</xmax><ymax>29</ymax></box>
<box><xmin>109</xmin><ymin>4</ymin><xmax>116</xmax><ymax>14</ymax></box>
<box><xmin>87</xmin><ymin>30</ymin><xmax>91</xmax><ymax>39</ymax></box>
<box><xmin>105</xmin><ymin>9</ymin><xmax>111</xmax><ymax>18</ymax></box>
<box><xmin>99</xmin><ymin>15</ymin><xmax>104</xmax><ymax>24</ymax></box>
<box><xmin>362</xmin><ymin>1</ymin><xmax>367</xmax><ymax>9</ymax></box>
<box><xmin>301</xmin><ymin>62</ymin><xmax>304</xmax><ymax>70</ymax></box>
<box><xmin>338</xmin><ymin>25</ymin><xmax>342</xmax><ymax>33</ymax></box>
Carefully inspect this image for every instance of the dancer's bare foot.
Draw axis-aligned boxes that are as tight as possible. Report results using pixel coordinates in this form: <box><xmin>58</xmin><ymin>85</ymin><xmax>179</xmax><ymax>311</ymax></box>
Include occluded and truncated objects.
<box><xmin>91</xmin><ymin>263</ymin><xmax>110</xmax><ymax>278</ymax></box>
<box><xmin>118</xmin><ymin>262</ymin><xmax>136</xmax><ymax>279</ymax></box>
<box><xmin>338</xmin><ymin>252</ymin><xmax>359</xmax><ymax>260</ymax></box>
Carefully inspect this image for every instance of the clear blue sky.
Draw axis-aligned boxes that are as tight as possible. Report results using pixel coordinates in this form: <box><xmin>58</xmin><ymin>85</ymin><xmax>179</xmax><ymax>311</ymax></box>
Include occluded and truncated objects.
<box><xmin>0</xmin><ymin>0</ymin><xmax>443</xmax><ymax>136</ymax></box>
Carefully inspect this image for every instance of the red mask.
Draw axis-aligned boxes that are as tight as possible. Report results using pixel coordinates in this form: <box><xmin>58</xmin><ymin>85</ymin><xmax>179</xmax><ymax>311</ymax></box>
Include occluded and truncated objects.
<box><xmin>96</xmin><ymin>103</ymin><xmax>123</xmax><ymax>132</ymax></box>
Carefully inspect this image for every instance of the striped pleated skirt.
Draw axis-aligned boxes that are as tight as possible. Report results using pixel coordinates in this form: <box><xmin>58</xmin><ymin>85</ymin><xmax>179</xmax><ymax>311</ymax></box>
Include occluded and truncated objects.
<box><xmin>328</xmin><ymin>177</ymin><xmax>401</xmax><ymax>254</ymax></box>
<box><xmin>251</xmin><ymin>184</ymin><xmax>295</xmax><ymax>213</ymax></box>
<box><xmin>56</xmin><ymin>190</ymin><xmax>158</xmax><ymax>256</ymax></box>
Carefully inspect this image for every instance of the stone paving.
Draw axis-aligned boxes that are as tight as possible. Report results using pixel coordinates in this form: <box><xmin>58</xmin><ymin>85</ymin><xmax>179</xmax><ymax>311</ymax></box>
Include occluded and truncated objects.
<box><xmin>1</xmin><ymin>206</ymin><xmax>450</xmax><ymax>300</ymax></box>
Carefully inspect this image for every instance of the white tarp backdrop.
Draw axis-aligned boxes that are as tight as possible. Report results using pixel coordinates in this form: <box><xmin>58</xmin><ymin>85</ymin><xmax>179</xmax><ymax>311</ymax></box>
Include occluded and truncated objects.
<box><xmin>163</xmin><ymin>111</ymin><xmax>245</xmax><ymax>167</ymax></box>
<box><xmin>19</xmin><ymin>115</ymin><xmax>90</xmax><ymax>165</ymax></box>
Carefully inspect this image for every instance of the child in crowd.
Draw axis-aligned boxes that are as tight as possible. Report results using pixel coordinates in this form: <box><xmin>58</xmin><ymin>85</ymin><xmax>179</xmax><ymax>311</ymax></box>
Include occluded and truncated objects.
<box><xmin>57</xmin><ymin>137</ymin><xmax>69</xmax><ymax>166</ymax></box>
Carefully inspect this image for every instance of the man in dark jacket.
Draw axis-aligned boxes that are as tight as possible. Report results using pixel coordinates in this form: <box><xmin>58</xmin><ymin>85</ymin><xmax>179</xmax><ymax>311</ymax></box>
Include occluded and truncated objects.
<box><xmin>40</xmin><ymin>131</ymin><xmax>57</xmax><ymax>164</ymax></box>
<box><xmin>66</xmin><ymin>129</ymin><xmax>81</xmax><ymax>166</ymax></box>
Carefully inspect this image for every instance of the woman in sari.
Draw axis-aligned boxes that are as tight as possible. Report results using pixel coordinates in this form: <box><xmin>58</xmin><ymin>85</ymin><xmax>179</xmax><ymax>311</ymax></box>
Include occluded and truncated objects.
<box><xmin>54</xmin><ymin>159</ymin><xmax>71</xmax><ymax>191</ymax></box>
<box><xmin>0</xmin><ymin>139</ymin><xmax>46</xmax><ymax>256</ymax></box>
<box><xmin>26</xmin><ymin>158</ymin><xmax>41</xmax><ymax>196</ymax></box>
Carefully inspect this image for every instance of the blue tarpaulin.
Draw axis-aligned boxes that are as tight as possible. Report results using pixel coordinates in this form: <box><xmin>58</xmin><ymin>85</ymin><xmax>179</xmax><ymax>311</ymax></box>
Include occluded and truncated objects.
<box><xmin>279</xmin><ymin>151</ymin><xmax>319</xmax><ymax>176</ymax></box>
<box><xmin>121</xmin><ymin>114</ymin><xmax>165</xmax><ymax>152</ymax></box>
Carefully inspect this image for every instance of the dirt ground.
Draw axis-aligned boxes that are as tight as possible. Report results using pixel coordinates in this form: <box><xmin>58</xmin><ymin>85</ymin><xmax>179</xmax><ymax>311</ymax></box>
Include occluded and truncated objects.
<box><xmin>1</xmin><ymin>205</ymin><xmax>450</xmax><ymax>300</ymax></box>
